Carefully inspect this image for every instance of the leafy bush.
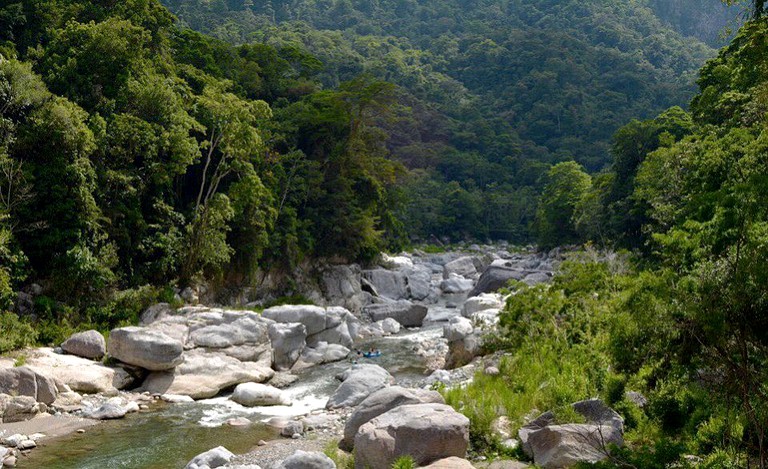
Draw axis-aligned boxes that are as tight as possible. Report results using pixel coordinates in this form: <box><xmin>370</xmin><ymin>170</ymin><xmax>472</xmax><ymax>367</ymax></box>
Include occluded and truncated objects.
<box><xmin>0</xmin><ymin>311</ymin><xmax>37</xmax><ymax>353</ymax></box>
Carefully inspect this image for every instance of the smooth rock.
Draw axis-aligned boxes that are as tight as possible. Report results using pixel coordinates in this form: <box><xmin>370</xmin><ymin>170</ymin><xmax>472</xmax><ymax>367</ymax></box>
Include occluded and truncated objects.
<box><xmin>326</xmin><ymin>364</ymin><xmax>393</xmax><ymax>410</ymax></box>
<box><xmin>108</xmin><ymin>327</ymin><xmax>184</xmax><ymax>371</ymax></box>
<box><xmin>262</xmin><ymin>305</ymin><xmax>328</xmax><ymax>336</ymax></box>
<box><xmin>277</xmin><ymin>450</ymin><xmax>335</xmax><ymax>469</ymax></box>
<box><xmin>24</xmin><ymin>348</ymin><xmax>132</xmax><ymax>394</ymax></box>
<box><xmin>354</xmin><ymin>403</ymin><xmax>470</xmax><ymax>469</ymax></box>
<box><xmin>363</xmin><ymin>301</ymin><xmax>427</xmax><ymax>327</ymax></box>
<box><xmin>443</xmin><ymin>257</ymin><xmax>478</xmax><ymax>280</ymax></box>
<box><xmin>185</xmin><ymin>446</ymin><xmax>234</xmax><ymax>469</ymax></box>
<box><xmin>0</xmin><ymin>367</ymin><xmax>58</xmax><ymax>405</ymax></box>
<box><xmin>468</xmin><ymin>266</ymin><xmax>527</xmax><ymax>297</ymax></box>
<box><xmin>142</xmin><ymin>349</ymin><xmax>273</xmax><ymax>399</ymax></box>
<box><xmin>527</xmin><ymin>424</ymin><xmax>622</xmax><ymax>468</ymax></box>
<box><xmin>341</xmin><ymin>386</ymin><xmax>445</xmax><ymax>451</ymax></box>
<box><xmin>440</xmin><ymin>275</ymin><xmax>474</xmax><ymax>294</ymax></box>
<box><xmin>3</xmin><ymin>396</ymin><xmax>42</xmax><ymax>422</ymax></box>
<box><xmin>161</xmin><ymin>394</ymin><xmax>194</xmax><ymax>403</ymax></box>
<box><xmin>231</xmin><ymin>383</ymin><xmax>291</xmax><ymax>407</ymax></box>
<box><xmin>462</xmin><ymin>293</ymin><xmax>504</xmax><ymax>317</ymax></box>
<box><xmin>140</xmin><ymin>303</ymin><xmax>174</xmax><ymax>325</ymax></box>
<box><xmin>61</xmin><ymin>330</ymin><xmax>107</xmax><ymax>360</ymax></box>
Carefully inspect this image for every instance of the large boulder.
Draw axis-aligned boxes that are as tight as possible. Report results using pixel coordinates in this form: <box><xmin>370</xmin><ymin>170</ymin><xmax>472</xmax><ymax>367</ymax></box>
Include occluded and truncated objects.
<box><xmin>354</xmin><ymin>403</ymin><xmax>470</xmax><ymax>469</ymax></box>
<box><xmin>299</xmin><ymin>343</ymin><xmax>350</xmax><ymax>366</ymax></box>
<box><xmin>268</xmin><ymin>323</ymin><xmax>307</xmax><ymax>371</ymax></box>
<box><xmin>341</xmin><ymin>386</ymin><xmax>445</xmax><ymax>451</ymax></box>
<box><xmin>0</xmin><ymin>366</ymin><xmax>57</xmax><ymax>405</ymax></box>
<box><xmin>263</xmin><ymin>305</ymin><xmax>328</xmax><ymax>336</ymax></box>
<box><xmin>443</xmin><ymin>257</ymin><xmax>478</xmax><ymax>280</ymax></box>
<box><xmin>141</xmin><ymin>349</ymin><xmax>274</xmax><ymax>399</ymax></box>
<box><xmin>363</xmin><ymin>301</ymin><xmax>427</xmax><ymax>327</ymax></box>
<box><xmin>24</xmin><ymin>348</ymin><xmax>133</xmax><ymax>394</ymax></box>
<box><xmin>440</xmin><ymin>275</ymin><xmax>475</xmax><ymax>294</ymax></box>
<box><xmin>276</xmin><ymin>450</ymin><xmax>335</xmax><ymax>469</ymax></box>
<box><xmin>61</xmin><ymin>330</ymin><xmax>106</xmax><ymax>360</ymax></box>
<box><xmin>362</xmin><ymin>269</ymin><xmax>408</xmax><ymax>300</ymax></box>
<box><xmin>526</xmin><ymin>424</ymin><xmax>623</xmax><ymax>468</ymax></box>
<box><xmin>462</xmin><ymin>293</ymin><xmax>504</xmax><ymax>317</ymax></box>
<box><xmin>108</xmin><ymin>327</ymin><xmax>184</xmax><ymax>371</ymax></box>
<box><xmin>231</xmin><ymin>382</ymin><xmax>291</xmax><ymax>407</ymax></box>
<box><xmin>185</xmin><ymin>446</ymin><xmax>234</xmax><ymax>469</ymax></box>
<box><xmin>326</xmin><ymin>364</ymin><xmax>393</xmax><ymax>410</ymax></box>
<box><xmin>468</xmin><ymin>266</ymin><xmax>527</xmax><ymax>297</ymax></box>
<box><xmin>519</xmin><ymin>399</ymin><xmax>624</xmax><ymax>468</ymax></box>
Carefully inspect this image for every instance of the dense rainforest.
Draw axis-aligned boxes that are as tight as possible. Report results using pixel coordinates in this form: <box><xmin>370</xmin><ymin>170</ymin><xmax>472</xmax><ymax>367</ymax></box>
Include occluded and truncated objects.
<box><xmin>0</xmin><ymin>0</ymin><xmax>733</xmax><ymax>330</ymax></box>
<box><xmin>2</xmin><ymin>0</ymin><xmax>768</xmax><ymax>466</ymax></box>
<box><xmin>161</xmin><ymin>0</ymin><xmax>733</xmax><ymax>241</ymax></box>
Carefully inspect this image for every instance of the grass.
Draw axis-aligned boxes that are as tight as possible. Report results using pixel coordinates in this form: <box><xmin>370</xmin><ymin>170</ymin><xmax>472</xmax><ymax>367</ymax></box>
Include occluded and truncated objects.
<box><xmin>323</xmin><ymin>440</ymin><xmax>354</xmax><ymax>469</ymax></box>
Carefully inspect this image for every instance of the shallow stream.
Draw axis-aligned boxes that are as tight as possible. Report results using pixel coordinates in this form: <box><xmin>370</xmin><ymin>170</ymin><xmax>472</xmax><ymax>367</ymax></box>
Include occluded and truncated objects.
<box><xmin>20</xmin><ymin>325</ymin><xmax>448</xmax><ymax>469</ymax></box>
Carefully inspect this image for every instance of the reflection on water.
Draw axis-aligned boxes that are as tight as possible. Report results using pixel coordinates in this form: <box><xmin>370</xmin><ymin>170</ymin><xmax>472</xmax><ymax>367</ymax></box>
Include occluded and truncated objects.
<box><xmin>21</xmin><ymin>403</ymin><xmax>278</xmax><ymax>469</ymax></box>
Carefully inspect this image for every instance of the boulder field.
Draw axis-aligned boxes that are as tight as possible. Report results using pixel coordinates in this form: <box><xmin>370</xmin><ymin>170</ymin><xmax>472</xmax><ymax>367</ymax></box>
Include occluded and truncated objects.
<box><xmin>3</xmin><ymin>245</ymin><xmax>569</xmax><ymax>468</ymax></box>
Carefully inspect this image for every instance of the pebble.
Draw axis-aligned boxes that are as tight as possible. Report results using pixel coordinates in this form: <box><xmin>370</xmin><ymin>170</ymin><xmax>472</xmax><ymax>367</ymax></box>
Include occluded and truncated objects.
<box><xmin>291</xmin><ymin>433</ymin><xmax>301</xmax><ymax>439</ymax></box>
<box><xmin>4</xmin><ymin>455</ymin><xmax>17</xmax><ymax>467</ymax></box>
<box><xmin>77</xmin><ymin>429</ymin><xmax>86</xmax><ymax>434</ymax></box>
<box><xmin>257</xmin><ymin>440</ymin><xmax>267</xmax><ymax>446</ymax></box>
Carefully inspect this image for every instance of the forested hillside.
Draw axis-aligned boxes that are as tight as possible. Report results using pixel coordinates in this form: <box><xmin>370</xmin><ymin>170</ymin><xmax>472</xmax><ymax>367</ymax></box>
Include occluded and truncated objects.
<box><xmin>445</xmin><ymin>6</ymin><xmax>768</xmax><ymax>466</ymax></box>
<box><xmin>161</xmin><ymin>0</ymin><xmax>731</xmax><ymax>240</ymax></box>
<box><xmin>0</xmin><ymin>0</ymin><xmax>738</xmax><ymax>342</ymax></box>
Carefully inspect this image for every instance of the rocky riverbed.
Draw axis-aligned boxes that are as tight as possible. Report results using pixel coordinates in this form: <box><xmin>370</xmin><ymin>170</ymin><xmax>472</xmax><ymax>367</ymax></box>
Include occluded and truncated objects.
<box><xmin>0</xmin><ymin>245</ymin><xmax>562</xmax><ymax>468</ymax></box>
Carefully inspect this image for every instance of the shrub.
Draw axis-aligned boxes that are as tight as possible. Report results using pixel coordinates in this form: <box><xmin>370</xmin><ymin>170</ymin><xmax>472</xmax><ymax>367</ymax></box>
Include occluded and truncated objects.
<box><xmin>0</xmin><ymin>311</ymin><xmax>37</xmax><ymax>353</ymax></box>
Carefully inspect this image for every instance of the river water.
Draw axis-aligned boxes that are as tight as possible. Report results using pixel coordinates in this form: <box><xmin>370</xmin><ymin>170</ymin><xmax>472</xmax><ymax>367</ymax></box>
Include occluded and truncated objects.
<box><xmin>20</xmin><ymin>325</ymin><xmax>449</xmax><ymax>469</ymax></box>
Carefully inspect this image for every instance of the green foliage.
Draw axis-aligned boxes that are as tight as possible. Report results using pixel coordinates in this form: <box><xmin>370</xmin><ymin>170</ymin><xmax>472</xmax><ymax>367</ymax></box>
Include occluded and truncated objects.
<box><xmin>323</xmin><ymin>440</ymin><xmax>354</xmax><ymax>469</ymax></box>
<box><xmin>535</xmin><ymin>161</ymin><xmax>592</xmax><ymax>248</ymax></box>
<box><xmin>0</xmin><ymin>311</ymin><xmax>37</xmax><ymax>354</ymax></box>
<box><xmin>390</xmin><ymin>456</ymin><xmax>415</xmax><ymax>469</ymax></box>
